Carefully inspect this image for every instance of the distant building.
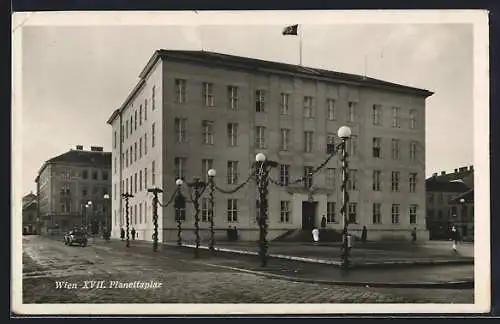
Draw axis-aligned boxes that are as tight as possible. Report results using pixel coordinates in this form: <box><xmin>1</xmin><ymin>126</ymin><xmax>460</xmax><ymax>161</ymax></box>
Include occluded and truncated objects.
<box><xmin>22</xmin><ymin>192</ymin><xmax>38</xmax><ymax>234</ymax></box>
<box><xmin>425</xmin><ymin>166</ymin><xmax>474</xmax><ymax>241</ymax></box>
<box><xmin>107</xmin><ymin>50</ymin><xmax>433</xmax><ymax>242</ymax></box>
<box><xmin>35</xmin><ymin>146</ymin><xmax>112</xmax><ymax>234</ymax></box>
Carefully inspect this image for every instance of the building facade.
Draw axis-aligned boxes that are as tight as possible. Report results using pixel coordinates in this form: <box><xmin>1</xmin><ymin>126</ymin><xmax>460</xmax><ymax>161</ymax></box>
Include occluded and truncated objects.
<box><xmin>22</xmin><ymin>192</ymin><xmax>38</xmax><ymax>234</ymax></box>
<box><xmin>425</xmin><ymin>166</ymin><xmax>474</xmax><ymax>241</ymax></box>
<box><xmin>35</xmin><ymin>146</ymin><xmax>112</xmax><ymax>234</ymax></box>
<box><xmin>107</xmin><ymin>50</ymin><xmax>433</xmax><ymax>242</ymax></box>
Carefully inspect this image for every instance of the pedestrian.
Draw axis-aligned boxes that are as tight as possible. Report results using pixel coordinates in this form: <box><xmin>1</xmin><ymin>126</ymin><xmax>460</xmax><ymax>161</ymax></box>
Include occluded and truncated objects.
<box><xmin>233</xmin><ymin>226</ymin><xmax>238</xmax><ymax>241</ymax></box>
<box><xmin>411</xmin><ymin>227</ymin><xmax>417</xmax><ymax>243</ymax></box>
<box><xmin>312</xmin><ymin>227</ymin><xmax>319</xmax><ymax>244</ymax></box>
<box><xmin>321</xmin><ymin>215</ymin><xmax>327</xmax><ymax>229</ymax></box>
<box><xmin>450</xmin><ymin>225</ymin><xmax>459</xmax><ymax>251</ymax></box>
<box><xmin>120</xmin><ymin>227</ymin><xmax>125</xmax><ymax>241</ymax></box>
<box><xmin>131</xmin><ymin>227</ymin><xmax>136</xmax><ymax>240</ymax></box>
<box><xmin>361</xmin><ymin>226</ymin><xmax>367</xmax><ymax>243</ymax></box>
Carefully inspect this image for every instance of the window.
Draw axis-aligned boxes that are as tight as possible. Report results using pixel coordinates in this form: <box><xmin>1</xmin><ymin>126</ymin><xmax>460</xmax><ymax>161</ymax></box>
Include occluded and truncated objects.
<box><xmin>227</xmin><ymin>123</ymin><xmax>238</xmax><ymax>147</ymax></box>
<box><xmin>139</xmin><ymin>203</ymin><xmax>142</xmax><ymax>224</ymax></box>
<box><xmin>139</xmin><ymin>105</ymin><xmax>142</xmax><ymax>125</ymax></box>
<box><xmin>348</xmin><ymin>169</ymin><xmax>358</xmax><ymax>191</ymax></box>
<box><xmin>174</xmin><ymin>157</ymin><xmax>186</xmax><ymax>180</ymax></box>
<box><xmin>326</xmin><ymin>168</ymin><xmax>336</xmax><ymax>187</ymax></box>
<box><xmin>201</xmin><ymin>198</ymin><xmax>211</xmax><ymax>222</ymax></box>
<box><xmin>60</xmin><ymin>184</ymin><xmax>70</xmax><ymax>196</ymax></box>
<box><xmin>134</xmin><ymin>142</ymin><xmax>138</xmax><ymax>161</ymax></box>
<box><xmin>279</xmin><ymin>164</ymin><xmax>290</xmax><ymax>186</ymax></box>
<box><xmin>327</xmin><ymin>202</ymin><xmax>336</xmax><ymax>223</ymax></box>
<box><xmin>409</xmin><ymin>204</ymin><xmax>418</xmax><ymax>224</ymax></box>
<box><xmin>125</xmin><ymin>149</ymin><xmax>129</xmax><ymax>167</ymax></box>
<box><xmin>348</xmin><ymin>203</ymin><xmax>357</xmax><ymax>223</ymax></box>
<box><xmin>409</xmin><ymin>141</ymin><xmax>417</xmax><ymax>162</ymax></box>
<box><xmin>144</xmin><ymin>99</ymin><xmax>148</xmax><ymax>120</ymax></box>
<box><xmin>120</xmin><ymin>125</ymin><xmax>124</xmax><ymax>143</ymax></box>
<box><xmin>280</xmin><ymin>93</ymin><xmax>290</xmax><ymax>115</ymax></box>
<box><xmin>114</xmin><ymin>158</ymin><xmax>117</xmax><ymax>174</ymax></box>
<box><xmin>409</xmin><ymin>173</ymin><xmax>417</xmax><ymax>193</ymax></box>
<box><xmin>326</xmin><ymin>133</ymin><xmax>336</xmax><ymax>154</ymax></box>
<box><xmin>151</xmin><ymin>123</ymin><xmax>156</xmax><ymax>147</ymax></box>
<box><xmin>125</xmin><ymin>120</ymin><xmax>129</xmax><ymax>139</ymax></box>
<box><xmin>175</xmin><ymin>206</ymin><xmax>186</xmax><ymax>221</ymax></box>
<box><xmin>130</xmin><ymin>116</ymin><xmax>133</xmax><ymax>134</ymax></box>
<box><xmin>427</xmin><ymin>193</ymin><xmax>434</xmax><ymax>203</ymax></box>
<box><xmin>373</xmin><ymin>203</ymin><xmax>382</xmax><ymax>224</ymax></box>
<box><xmin>373</xmin><ymin>170</ymin><xmax>381</xmax><ymax>191</ymax></box>
<box><xmin>327</xmin><ymin>99</ymin><xmax>335</xmax><ymax>120</ymax></box>
<box><xmin>129</xmin><ymin>147</ymin><xmax>133</xmax><ymax>165</ymax></box>
<box><xmin>134</xmin><ymin>173</ymin><xmax>137</xmax><ymax>193</ymax></box>
<box><xmin>175</xmin><ymin>118</ymin><xmax>187</xmax><ymax>143</ymax></box>
<box><xmin>144</xmin><ymin>133</ymin><xmax>148</xmax><ymax>155</ymax></box>
<box><xmin>228</xmin><ymin>86</ymin><xmax>238</xmax><ymax>110</ymax></box>
<box><xmin>227</xmin><ymin>161</ymin><xmax>239</xmax><ymax>185</ymax></box>
<box><xmin>373</xmin><ymin>137</ymin><xmax>382</xmax><ymax>158</ymax></box>
<box><xmin>347</xmin><ymin>135</ymin><xmax>358</xmax><ymax>157</ymax></box>
<box><xmin>280</xmin><ymin>201</ymin><xmax>291</xmax><ymax>223</ymax></box>
<box><xmin>102</xmin><ymin>170</ymin><xmax>109</xmax><ymax>181</ymax></box>
<box><xmin>139</xmin><ymin>170</ymin><xmax>143</xmax><ymax>191</ymax></box>
<box><xmin>304</xmin><ymin>131</ymin><xmax>314</xmax><ymax>153</ymax></box>
<box><xmin>126</xmin><ymin>179</ymin><xmax>129</xmax><ymax>194</ymax></box>
<box><xmin>255</xmin><ymin>126</ymin><xmax>266</xmax><ymax>149</ymax></box>
<box><xmin>255</xmin><ymin>90</ymin><xmax>266</xmax><ymax>112</ymax></box>
<box><xmin>113</xmin><ymin>131</ymin><xmax>117</xmax><ymax>148</ymax></box>
<box><xmin>347</xmin><ymin>101</ymin><xmax>356</xmax><ymax>122</ymax></box>
<box><xmin>202</xmin><ymin>120</ymin><xmax>214</xmax><ymax>145</ymax></box>
<box><xmin>409</xmin><ymin>109</ymin><xmax>417</xmax><ymax>129</ymax></box>
<box><xmin>139</xmin><ymin>137</ymin><xmax>142</xmax><ymax>158</ymax></box>
<box><xmin>134</xmin><ymin>205</ymin><xmax>138</xmax><ymax>224</ymax></box>
<box><xmin>280</xmin><ymin>128</ymin><xmax>290</xmax><ymax>151</ymax></box>
<box><xmin>304</xmin><ymin>166</ymin><xmax>313</xmax><ymax>188</ymax></box>
<box><xmin>391</xmin><ymin>204</ymin><xmax>400</xmax><ymax>224</ymax></box>
<box><xmin>134</xmin><ymin>111</ymin><xmax>138</xmax><ymax>130</ymax></box>
<box><xmin>303</xmin><ymin>96</ymin><xmax>314</xmax><ymax>118</ymax></box>
<box><xmin>152</xmin><ymin>86</ymin><xmax>156</xmax><ymax>110</ymax></box>
<box><xmin>114</xmin><ymin>184</ymin><xmax>117</xmax><ymax>199</ymax></box>
<box><xmin>144</xmin><ymin>201</ymin><xmax>147</xmax><ymax>223</ymax></box>
<box><xmin>227</xmin><ymin>199</ymin><xmax>238</xmax><ymax>222</ymax></box>
<box><xmin>203</xmin><ymin>82</ymin><xmax>214</xmax><ymax>107</ymax></box>
<box><xmin>391</xmin><ymin>171</ymin><xmax>400</xmax><ymax>192</ymax></box>
<box><xmin>144</xmin><ymin>168</ymin><xmax>148</xmax><ymax>189</ymax></box>
<box><xmin>391</xmin><ymin>139</ymin><xmax>400</xmax><ymax>160</ymax></box>
<box><xmin>392</xmin><ymin>107</ymin><xmax>401</xmax><ymax>128</ymax></box>
<box><xmin>202</xmin><ymin>159</ymin><xmax>213</xmax><ymax>183</ymax></box>
<box><xmin>175</xmin><ymin>79</ymin><xmax>186</xmax><ymax>103</ymax></box>
<box><xmin>92</xmin><ymin>170</ymin><xmax>98</xmax><ymax>180</ymax></box>
<box><xmin>152</xmin><ymin>161</ymin><xmax>156</xmax><ymax>185</ymax></box>
<box><xmin>372</xmin><ymin>104</ymin><xmax>382</xmax><ymax>125</ymax></box>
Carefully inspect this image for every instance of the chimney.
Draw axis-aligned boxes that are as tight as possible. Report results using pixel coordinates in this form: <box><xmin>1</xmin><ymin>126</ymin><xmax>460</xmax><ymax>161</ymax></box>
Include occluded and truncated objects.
<box><xmin>454</xmin><ymin>168</ymin><xmax>458</xmax><ymax>173</ymax></box>
<box><xmin>76</xmin><ymin>145</ymin><xmax>83</xmax><ymax>150</ymax></box>
<box><xmin>90</xmin><ymin>146</ymin><xmax>104</xmax><ymax>152</ymax></box>
<box><xmin>459</xmin><ymin>167</ymin><xmax>467</xmax><ymax>172</ymax></box>
<box><xmin>441</xmin><ymin>171</ymin><xmax>446</xmax><ymax>176</ymax></box>
<box><xmin>469</xmin><ymin>165</ymin><xmax>474</xmax><ymax>171</ymax></box>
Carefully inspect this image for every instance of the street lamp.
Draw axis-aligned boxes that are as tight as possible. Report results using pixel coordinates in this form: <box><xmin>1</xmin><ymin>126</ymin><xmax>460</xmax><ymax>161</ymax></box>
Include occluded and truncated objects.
<box><xmin>175</xmin><ymin>179</ymin><xmax>186</xmax><ymax>246</ymax></box>
<box><xmin>337</xmin><ymin>125</ymin><xmax>352</xmax><ymax>269</ymax></box>
<box><xmin>182</xmin><ymin>176</ymin><xmax>207</xmax><ymax>258</ymax></box>
<box><xmin>148</xmin><ymin>187</ymin><xmax>163</xmax><ymax>252</ymax></box>
<box><xmin>121</xmin><ymin>193</ymin><xmax>134</xmax><ymax>247</ymax></box>
<box><xmin>103</xmin><ymin>194</ymin><xmax>110</xmax><ymax>235</ymax></box>
<box><xmin>207</xmin><ymin>169</ymin><xmax>216</xmax><ymax>251</ymax></box>
<box><xmin>255</xmin><ymin>152</ymin><xmax>278</xmax><ymax>267</ymax></box>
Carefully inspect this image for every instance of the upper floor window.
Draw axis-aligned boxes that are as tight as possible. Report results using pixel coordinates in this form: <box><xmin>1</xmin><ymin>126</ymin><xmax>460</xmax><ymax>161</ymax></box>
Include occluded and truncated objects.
<box><xmin>304</xmin><ymin>166</ymin><xmax>313</xmax><ymax>188</ymax></box>
<box><xmin>203</xmin><ymin>82</ymin><xmax>214</xmax><ymax>107</ymax></box>
<box><xmin>372</xmin><ymin>104</ymin><xmax>383</xmax><ymax>125</ymax></box>
<box><xmin>347</xmin><ymin>135</ymin><xmax>358</xmax><ymax>157</ymax></box>
<box><xmin>373</xmin><ymin>137</ymin><xmax>382</xmax><ymax>158</ymax></box>
<box><xmin>228</xmin><ymin>86</ymin><xmax>238</xmax><ymax>110</ymax></box>
<box><xmin>409</xmin><ymin>173</ymin><xmax>418</xmax><ymax>193</ymax></box>
<box><xmin>202</xmin><ymin>120</ymin><xmax>214</xmax><ymax>145</ymax></box>
<box><xmin>201</xmin><ymin>159</ymin><xmax>213</xmax><ymax>183</ymax></box>
<box><xmin>303</xmin><ymin>96</ymin><xmax>314</xmax><ymax>118</ymax></box>
<box><xmin>256</xmin><ymin>89</ymin><xmax>266</xmax><ymax>112</ymax></box>
<box><xmin>255</xmin><ymin>126</ymin><xmax>266</xmax><ymax>149</ymax></box>
<box><xmin>372</xmin><ymin>203</ymin><xmax>382</xmax><ymax>224</ymax></box>
<box><xmin>152</xmin><ymin>86</ymin><xmax>156</xmax><ymax>110</ymax></box>
<box><xmin>392</xmin><ymin>107</ymin><xmax>401</xmax><ymax>128</ymax></box>
<box><xmin>102</xmin><ymin>170</ymin><xmax>109</xmax><ymax>181</ymax></box>
<box><xmin>134</xmin><ymin>111</ymin><xmax>138</xmax><ymax>130</ymax></box>
<box><xmin>304</xmin><ymin>131</ymin><xmax>314</xmax><ymax>153</ymax></box>
<box><xmin>280</xmin><ymin>164</ymin><xmax>290</xmax><ymax>186</ymax></box>
<box><xmin>409</xmin><ymin>109</ymin><xmax>417</xmax><ymax>129</ymax></box>
<box><xmin>326</xmin><ymin>168</ymin><xmax>336</xmax><ymax>187</ymax></box>
<box><xmin>280</xmin><ymin>93</ymin><xmax>290</xmax><ymax>115</ymax></box>
<box><xmin>391</xmin><ymin>139</ymin><xmax>400</xmax><ymax>160</ymax></box>
<box><xmin>348</xmin><ymin>169</ymin><xmax>358</xmax><ymax>191</ymax></box>
<box><xmin>175</xmin><ymin>79</ymin><xmax>186</xmax><ymax>104</ymax></box>
<box><xmin>327</xmin><ymin>99</ymin><xmax>336</xmax><ymax>120</ymax></box>
<box><xmin>373</xmin><ymin>170</ymin><xmax>381</xmax><ymax>191</ymax></box>
<box><xmin>92</xmin><ymin>170</ymin><xmax>98</xmax><ymax>180</ymax></box>
<box><xmin>144</xmin><ymin>99</ymin><xmax>148</xmax><ymax>120</ymax></box>
<box><xmin>174</xmin><ymin>157</ymin><xmax>186</xmax><ymax>181</ymax></box>
<box><xmin>327</xmin><ymin>133</ymin><xmax>336</xmax><ymax>154</ymax></box>
<box><xmin>151</xmin><ymin>123</ymin><xmax>156</xmax><ymax>148</ymax></box>
<box><xmin>391</xmin><ymin>171</ymin><xmax>400</xmax><ymax>192</ymax></box>
<box><xmin>409</xmin><ymin>141</ymin><xmax>418</xmax><ymax>162</ymax></box>
<box><xmin>113</xmin><ymin>131</ymin><xmax>117</xmax><ymax>149</ymax></box>
<box><xmin>175</xmin><ymin>118</ymin><xmax>187</xmax><ymax>143</ymax></box>
<box><xmin>139</xmin><ymin>105</ymin><xmax>143</xmax><ymax>126</ymax></box>
<box><xmin>280</xmin><ymin>128</ymin><xmax>290</xmax><ymax>151</ymax></box>
<box><xmin>227</xmin><ymin>161</ymin><xmax>239</xmax><ymax>185</ymax></box>
<box><xmin>227</xmin><ymin>123</ymin><xmax>238</xmax><ymax>147</ymax></box>
<box><xmin>347</xmin><ymin>101</ymin><xmax>356</xmax><ymax>122</ymax></box>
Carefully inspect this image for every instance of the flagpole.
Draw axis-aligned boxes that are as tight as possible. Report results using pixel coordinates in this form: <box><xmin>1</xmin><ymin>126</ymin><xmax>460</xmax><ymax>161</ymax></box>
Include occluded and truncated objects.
<box><xmin>299</xmin><ymin>25</ymin><xmax>303</xmax><ymax>66</ymax></box>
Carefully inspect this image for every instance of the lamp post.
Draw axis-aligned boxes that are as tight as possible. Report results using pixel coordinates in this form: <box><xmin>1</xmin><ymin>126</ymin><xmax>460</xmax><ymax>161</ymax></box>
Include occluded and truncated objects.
<box><xmin>459</xmin><ymin>198</ymin><xmax>465</xmax><ymax>239</ymax></box>
<box><xmin>207</xmin><ymin>169</ymin><xmax>216</xmax><ymax>251</ymax></box>
<box><xmin>103</xmin><ymin>194</ymin><xmax>110</xmax><ymax>236</ymax></box>
<box><xmin>174</xmin><ymin>179</ymin><xmax>186</xmax><ymax>246</ymax></box>
<box><xmin>183</xmin><ymin>177</ymin><xmax>207</xmax><ymax>258</ymax></box>
<box><xmin>337</xmin><ymin>125</ymin><xmax>352</xmax><ymax>269</ymax></box>
<box><xmin>148</xmin><ymin>187</ymin><xmax>163</xmax><ymax>252</ymax></box>
<box><xmin>255</xmin><ymin>152</ymin><xmax>278</xmax><ymax>267</ymax></box>
<box><xmin>121</xmin><ymin>193</ymin><xmax>134</xmax><ymax>247</ymax></box>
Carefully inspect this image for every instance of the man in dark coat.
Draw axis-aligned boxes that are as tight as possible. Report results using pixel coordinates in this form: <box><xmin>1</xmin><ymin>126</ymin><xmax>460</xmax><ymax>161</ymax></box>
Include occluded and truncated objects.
<box><xmin>361</xmin><ymin>226</ymin><xmax>367</xmax><ymax>243</ymax></box>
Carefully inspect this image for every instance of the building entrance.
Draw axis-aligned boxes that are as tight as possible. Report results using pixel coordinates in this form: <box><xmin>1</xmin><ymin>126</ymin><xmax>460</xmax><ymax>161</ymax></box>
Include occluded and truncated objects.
<box><xmin>302</xmin><ymin>201</ymin><xmax>317</xmax><ymax>230</ymax></box>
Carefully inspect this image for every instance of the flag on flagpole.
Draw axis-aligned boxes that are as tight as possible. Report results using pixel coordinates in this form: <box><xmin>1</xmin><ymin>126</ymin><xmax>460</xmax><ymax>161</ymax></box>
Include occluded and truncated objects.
<box><xmin>282</xmin><ymin>24</ymin><xmax>298</xmax><ymax>36</ymax></box>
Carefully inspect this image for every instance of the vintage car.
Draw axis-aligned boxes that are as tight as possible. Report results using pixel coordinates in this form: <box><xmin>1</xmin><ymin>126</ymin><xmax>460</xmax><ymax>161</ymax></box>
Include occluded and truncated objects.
<box><xmin>64</xmin><ymin>230</ymin><xmax>88</xmax><ymax>247</ymax></box>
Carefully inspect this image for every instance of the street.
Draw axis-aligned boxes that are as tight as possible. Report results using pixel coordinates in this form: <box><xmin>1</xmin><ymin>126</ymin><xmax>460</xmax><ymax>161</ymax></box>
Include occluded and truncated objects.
<box><xmin>22</xmin><ymin>236</ymin><xmax>474</xmax><ymax>304</ymax></box>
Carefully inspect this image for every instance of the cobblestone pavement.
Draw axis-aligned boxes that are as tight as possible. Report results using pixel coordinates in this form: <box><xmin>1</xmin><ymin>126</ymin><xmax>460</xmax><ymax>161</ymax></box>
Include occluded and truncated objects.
<box><xmin>22</xmin><ymin>236</ymin><xmax>473</xmax><ymax>304</ymax></box>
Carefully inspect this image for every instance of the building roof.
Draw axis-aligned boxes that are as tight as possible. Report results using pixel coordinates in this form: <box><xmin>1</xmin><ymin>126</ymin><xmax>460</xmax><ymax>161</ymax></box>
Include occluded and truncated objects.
<box><xmin>108</xmin><ymin>49</ymin><xmax>434</xmax><ymax>124</ymax></box>
<box><xmin>425</xmin><ymin>178</ymin><xmax>471</xmax><ymax>193</ymax></box>
<box><xmin>450</xmin><ymin>189</ymin><xmax>474</xmax><ymax>204</ymax></box>
<box><xmin>22</xmin><ymin>193</ymin><xmax>37</xmax><ymax>210</ymax></box>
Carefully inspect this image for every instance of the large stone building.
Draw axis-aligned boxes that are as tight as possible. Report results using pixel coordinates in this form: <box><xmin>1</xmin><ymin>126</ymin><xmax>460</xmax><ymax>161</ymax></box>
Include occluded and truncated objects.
<box><xmin>107</xmin><ymin>50</ymin><xmax>433</xmax><ymax>242</ymax></box>
<box><xmin>425</xmin><ymin>166</ymin><xmax>474</xmax><ymax>241</ymax></box>
<box><xmin>35</xmin><ymin>146</ymin><xmax>112</xmax><ymax>234</ymax></box>
<box><xmin>22</xmin><ymin>192</ymin><xmax>38</xmax><ymax>234</ymax></box>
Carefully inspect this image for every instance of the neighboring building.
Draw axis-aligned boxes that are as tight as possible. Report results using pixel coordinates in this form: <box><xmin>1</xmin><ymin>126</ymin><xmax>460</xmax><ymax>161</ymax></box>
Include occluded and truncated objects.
<box><xmin>22</xmin><ymin>192</ymin><xmax>38</xmax><ymax>234</ymax></box>
<box><xmin>425</xmin><ymin>166</ymin><xmax>474</xmax><ymax>241</ymax></box>
<box><xmin>35</xmin><ymin>145</ymin><xmax>112</xmax><ymax>234</ymax></box>
<box><xmin>107</xmin><ymin>50</ymin><xmax>433</xmax><ymax>242</ymax></box>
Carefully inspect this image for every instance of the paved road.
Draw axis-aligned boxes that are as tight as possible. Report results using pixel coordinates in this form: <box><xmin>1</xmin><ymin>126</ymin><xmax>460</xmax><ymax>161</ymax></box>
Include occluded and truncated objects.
<box><xmin>22</xmin><ymin>236</ymin><xmax>473</xmax><ymax>304</ymax></box>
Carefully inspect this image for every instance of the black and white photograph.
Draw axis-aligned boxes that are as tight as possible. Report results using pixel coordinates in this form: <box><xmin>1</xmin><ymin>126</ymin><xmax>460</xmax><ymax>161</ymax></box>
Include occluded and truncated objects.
<box><xmin>12</xmin><ymin>10</ymin><xmax>490</xmax><ymax>315</ymax></box>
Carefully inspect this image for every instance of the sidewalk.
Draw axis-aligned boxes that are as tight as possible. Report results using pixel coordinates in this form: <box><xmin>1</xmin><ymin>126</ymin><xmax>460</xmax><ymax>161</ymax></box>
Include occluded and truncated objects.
<box><xmin>82</xmin><ymin>238</ymin><xmax>474</xmax><ymax>288</ymax></box>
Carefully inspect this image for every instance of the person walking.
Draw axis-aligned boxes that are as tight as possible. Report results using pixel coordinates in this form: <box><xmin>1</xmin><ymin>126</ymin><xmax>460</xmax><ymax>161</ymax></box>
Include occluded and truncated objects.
<box><xmin>131</xmin><ymin>227</ymin><xmax>136</xmax><ymax>241</ymax></box>
<box><xmin>312</xmin><ymin>227</ymin><xmax>319</xmax><ymax>245</ymax></box>
<box><xmin>411</xmin><ymin>227</ymin><xmax>417</xmax><ymax>243</ymax></box>
<box><xmin>450</xmin><ymin>225</ymin><xmax>459</xmax><ymax>251</ymax></box>
<box><xmin>120</xmin><ymin>227</ymin><xmax>125</xmax><ymax>241</ymax></box>
<box><xmin>361</xmin><ymin>226</ymin><xmax>367</xmax><ymax>244</ymax></box>
<box><xmin>321</xmin><ymin>215</ymin><xmax>327</xmax><ymax>229</ymax></box>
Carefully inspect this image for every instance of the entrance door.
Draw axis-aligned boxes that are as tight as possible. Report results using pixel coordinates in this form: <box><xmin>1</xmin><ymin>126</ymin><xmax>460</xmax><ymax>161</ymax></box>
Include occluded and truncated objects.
<box><xmin>302</xmin><ymin>202</ymin><xmax>317</xmax><ymax>230</ymax></box>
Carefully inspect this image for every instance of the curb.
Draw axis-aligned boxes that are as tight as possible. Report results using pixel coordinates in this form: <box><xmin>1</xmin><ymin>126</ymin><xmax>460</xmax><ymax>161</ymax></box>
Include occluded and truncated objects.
<box><xmin>171</xmin><ymin>243</ymin><xmax>474</xmax><ymax>268</ymax></box>
<box><xmin>196</xmin><ymin>261</ymin><xmax>474</xmax><ymax>289</ymax></box>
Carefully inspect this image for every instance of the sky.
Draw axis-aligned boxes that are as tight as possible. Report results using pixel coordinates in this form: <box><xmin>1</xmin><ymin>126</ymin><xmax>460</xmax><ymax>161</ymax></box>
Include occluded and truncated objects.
<box><xmin>19</xmin><ymin>18</ymin><xmax>474</xmax><ymax>196</ymax></box>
